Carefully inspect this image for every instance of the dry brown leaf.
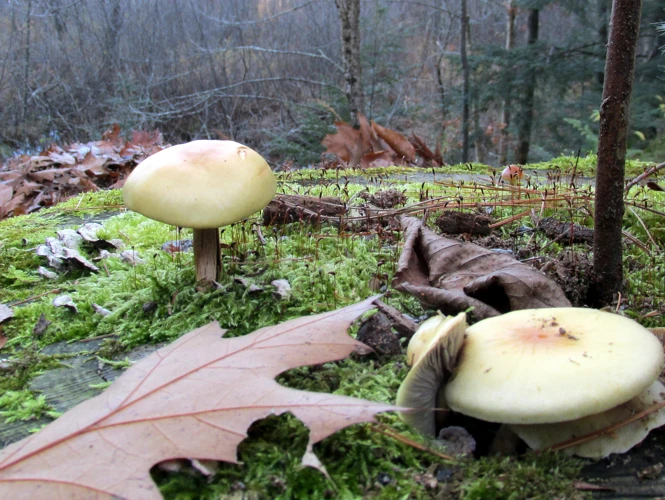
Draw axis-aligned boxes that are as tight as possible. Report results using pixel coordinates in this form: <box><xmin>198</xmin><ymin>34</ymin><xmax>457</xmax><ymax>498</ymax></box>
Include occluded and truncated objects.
<box><xmin>0</xmin><ymin>125</ymin><xmax>165</xmax><ymax>221</ymax></box>
<box><xmin>360</xmin><ymin>150</ymin><xmax>395</xmax><ymax>168</ymax></box>
<box><xmin>0</xmin><ymin>335</ymin><xmax>6</xmax><ymax>351</ymax></box>
<box><xmin>371</xmin><ymin>121</ymin><xmax>415</xmax><ymax>162</ymax></box>
<box><xmin>410</xmin><ymin>133</ymin><xmax>444</xmax><ymax>167</ymax></box>
<box><xmin>321</xmin><ymin>121</ymin><xmax>364</xmax><ymax>164</ymax></box>
<box><xmin>0</xmin><ymin>184</ymin><xmax>12</xmax><ymax>205</ymax></box>
<box><xmin>0</xmin><ymin>297</ymin><xmax>393</xmax><ymax>499</ymax></box>
<box><xmin>393</xmin><ymin>217</ymin><xmax>571</xmax><ymax>319</ymax></box>
<box><xmin>358</xmin><ymin>113</ymin><xmax>383</xmax><ymax>152</ymax></box>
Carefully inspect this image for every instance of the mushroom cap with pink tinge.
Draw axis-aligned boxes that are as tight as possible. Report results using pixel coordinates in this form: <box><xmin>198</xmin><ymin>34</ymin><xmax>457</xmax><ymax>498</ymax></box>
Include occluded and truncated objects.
<box><xmin>123</xmin><ymin>140</ymin><xmax>276</xmax><ymax>229</ymax></box>
<box><xmin>444</xmin><ymin>308</ymin><xmax>664</xmax><ymax>425</ymax></box>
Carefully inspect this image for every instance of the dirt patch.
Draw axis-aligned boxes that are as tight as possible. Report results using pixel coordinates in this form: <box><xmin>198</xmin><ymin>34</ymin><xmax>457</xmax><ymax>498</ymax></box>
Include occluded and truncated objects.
<box><xmin>540</xmin><ymin>250</ymin><xmax>594</xmax><ymax>307</ymax></box>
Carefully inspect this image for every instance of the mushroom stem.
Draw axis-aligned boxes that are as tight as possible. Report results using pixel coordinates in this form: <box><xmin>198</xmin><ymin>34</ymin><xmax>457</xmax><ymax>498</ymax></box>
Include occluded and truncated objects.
<box><xmin>193</xmin><ymin>228</ymin><xmax>221</xmax><ymax>283</ymax></box>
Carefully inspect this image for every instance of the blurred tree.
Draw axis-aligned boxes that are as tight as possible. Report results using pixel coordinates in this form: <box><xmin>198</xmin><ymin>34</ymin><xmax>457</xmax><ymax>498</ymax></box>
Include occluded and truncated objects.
<box><xmin>515</xmin><ymin>7</ymin><xmax>539</xmax><ymax>164</ymax></box>
<box><xmin>498</xmin><ymin>0</ymin><xmax>517</xmax><ymax>165</ymax></box>
<box><xmin>334</xmin><ymin>0</ymin><xmax>364</xmax><ymax>124</ymax></box>
<box><xmin>460</xmin><ymin>0</ymin><xmax>470</xmax><ymax>162</ymax></box>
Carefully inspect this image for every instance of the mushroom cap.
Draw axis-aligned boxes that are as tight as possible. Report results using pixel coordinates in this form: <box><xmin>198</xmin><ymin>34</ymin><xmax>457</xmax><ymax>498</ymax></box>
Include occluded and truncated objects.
<box><xmin>510</xmin><ymin>380</ymin><xmax>665</xmax><ymax>458</ymax></box>
<box><xmin>500</xmin><ymin>165</ymin><xmax>523</xmax><ymax>184</ymax></box>
<box><xmin>444</xmin><ymin>308</ymin><xmax>664</xmax><ymax>424</ymax></box>
<box><xmin>123</xmin><ymin>140</ymin><xmax>276</xmax><ymax>228</ymax></box>
<box><xmin>406</xmin><ymin>313</ymin><xmax>448</xmax><ymax>366</ymax></box>
<box><xmin>396</xmin><ymin>312</ymin><xmax>467</xmax><ymax>436</ymax></box>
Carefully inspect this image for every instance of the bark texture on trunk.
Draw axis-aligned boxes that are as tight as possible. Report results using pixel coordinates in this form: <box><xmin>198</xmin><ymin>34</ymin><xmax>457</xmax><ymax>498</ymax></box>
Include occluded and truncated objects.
<box><xmin>460</xmin><ymin>0</ymin><xmax>470</xmax><ymax>163</ymax></box>
<box><xmin>498</xmin><ymin>0</ymin><xmax>517</xmax><ymax>165</ymax></box>
<box><xmin>592</xmin><ymin>0</ymin><xmax>642</xmax><ymax>305</ymax></box>
<box><xmin>596</xmin><ymin>0</ymin><xmax>611</xmax><ymax>88</ymax></box>
<box><xmin>515</xmin><ymin>8</ymin><xmax>539</xmax><ymax>165</ymax></box>
<box><xmin>193</xmin><ymin>228</ymin><xmax>221</xmax><ymax>283</ymax></box>
<box><xmin>334</xmin><ymin>0</ymin><xmax>364</xmax><ymax>123</ymax></box>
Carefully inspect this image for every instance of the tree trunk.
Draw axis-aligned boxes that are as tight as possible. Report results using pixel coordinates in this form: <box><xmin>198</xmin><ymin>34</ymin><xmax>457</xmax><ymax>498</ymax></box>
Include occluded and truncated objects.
<box><xmin>21</xmin><ymin>0</ymin><xmax>33</xmax><ymax>128</ymax></box>
<box><xmin>460</xmin><ymin>0</ymin><xmax>470</xmax><ymax>163</ymax></box>
<box><xmin>100</xmin><ymin>0</ymin><xmax>123</xmax><ymax>91</ymax></box>
<box><xmin>498</xmin><ymin>0</ymin><xmax>517</xmax><ymax>165</ymax></box>
<box><xmin>592</xmin><ymin>0</ymin><xmax>642</xmax><ymax>305</ymax></box>
<box><xmin>515</xmin><ymin>8</ymin><xmax>539</xmax><ymax>165</ymax></box>
<box><xmin>436</xmin><ymin>54</ymin><xmax>447</xmax><ymax>135</ymax></box>
<box><xmin>596</xmin><ymin>0</ymin><xmax>611</xmax><ymax>88</ymax></box>
<box><xmin>334</xmin><ymin>0</ymin><xmax>364</xmax><ymax>123</ymax></box>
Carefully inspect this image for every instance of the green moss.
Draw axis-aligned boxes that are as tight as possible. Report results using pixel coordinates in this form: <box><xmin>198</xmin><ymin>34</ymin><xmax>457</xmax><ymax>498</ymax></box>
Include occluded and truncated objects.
<box><xmin>1</xmin><ymin>162</ymin><xmax>660</xmax><ymax>498</ymax></box>
<box><xmin>462</xmin><ymin>452</ymin><xmax>587</xmax><ymax>500</ymax></box>
<box><xmin>0</xmin><ymin>390</ymin><xmax>60</xmax><ymax>423</ymax></box>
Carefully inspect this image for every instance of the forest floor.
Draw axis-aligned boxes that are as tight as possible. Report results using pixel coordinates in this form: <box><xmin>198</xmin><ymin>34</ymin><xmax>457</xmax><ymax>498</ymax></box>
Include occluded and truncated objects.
<box><xmin>1</xmin><ymin>157</ymin><xmax>664</xmax><ymax>498</ymax></box>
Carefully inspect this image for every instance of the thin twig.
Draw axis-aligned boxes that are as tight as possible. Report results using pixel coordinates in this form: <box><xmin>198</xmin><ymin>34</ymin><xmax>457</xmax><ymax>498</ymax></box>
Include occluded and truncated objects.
<box><xmin>622</xmin><ymin>230</ymin><xmax>651</xmax><ymax>255</ymax></box>
<box><xmin>489</xmin><ymin>209</ymin><xmax>532</xmax><ymax>229</ymax></box>
<box><xmin>10</xmin><ymin>289</ymin><xmax>61</xmax><ymax>306</ymax></box>
<box><xmin>628</xmin><ymin>206</ymin><xmax>661</xmax><ymax>251</ymax></box>
<box><xmin>625</xmin><ymin>161</ymin><xmax>665</xmax><ymax>193</ymax></box>
<box><xmin>370</xmin><ymin>423</ymin><xmax>454</xmax><ymax>461</ymax></box>
<box><xmin>548</xmin><ymin>399</ymin><xmax>665</xmax><ymax>452</ymax></box>
<box><xmin>79</xmin><ymin>333</ymin><xmax>118</xmax><ymax>343</ymax></box>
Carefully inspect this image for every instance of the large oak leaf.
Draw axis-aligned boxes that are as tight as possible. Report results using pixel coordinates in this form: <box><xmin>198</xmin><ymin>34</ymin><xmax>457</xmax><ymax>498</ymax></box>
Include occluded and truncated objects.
<box><xmin>393</xmin><ymin>217</ymin><xmax>571</xmax><ymax>319</ymax></box>
<box><xmin>0</xmin><ymin>297</ymin><xmax>394</xmax><ymax>499</ymax></box>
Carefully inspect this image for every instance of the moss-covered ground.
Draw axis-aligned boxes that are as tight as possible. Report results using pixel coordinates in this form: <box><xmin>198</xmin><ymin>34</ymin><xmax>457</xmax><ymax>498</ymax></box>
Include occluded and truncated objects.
<box><xmin>1</xmin><ymin>154</ymin><xmax>664</xmax><ymax>498</ymax></box>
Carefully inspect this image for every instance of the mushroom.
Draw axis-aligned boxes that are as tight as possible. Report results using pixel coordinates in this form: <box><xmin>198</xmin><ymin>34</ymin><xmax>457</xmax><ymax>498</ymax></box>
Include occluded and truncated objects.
<box><xmin>500</xmin><ymin>164</ymin><xmax>524</xmax><ymax>185</ymax></box>
<box><xmin>396</xmin><ymin>307</ymin><xmax>665</xmax><ymax>457</ymax></box>
<box><xmin>122</xmin><ymin>140</ymin><xmax>276</xmax><ymax>284</ymax></box>
<box><xmin>395</xmin><ymin>312</ymin><xmax>467</xmax><ymax>436</ymax></box>
<box><xmin>445</xmin><ymin>308</ymin><xmax>663</xmax><ymax>425</ymax></box>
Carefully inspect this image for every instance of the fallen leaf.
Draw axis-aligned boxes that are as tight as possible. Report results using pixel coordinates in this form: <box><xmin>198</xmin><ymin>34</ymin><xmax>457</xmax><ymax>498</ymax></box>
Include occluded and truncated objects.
<box><xmin>0</xmin><ymin>184</ymin><xmax>12</xmax><ymax>205</ymax></box>
<box><xmin>271</xmin><ymin>279</ymin><xmax>292</xmax><ymax>300</ymax></box>
<box><xmin>360</xmin><ymin>150</ymin><xmax>395</xmax><ymax>168</ymax></box>
<box><xmin>0</xmin><ymin>126</ymin><xmax>166</xmax><ymax>222</ymax></box>
<box><xmin>393</xmin><ymin>217</ymin><xmax>571</xmax><ymax>319</ymax></box>
<box><xmin>0</xmin><ymin>297</ymin><xmax>393</xmax><ymax>499</ymax></box>
<box><xmin>0</xmin><ymin>304</ymin><xmax>14</xmax><ymax>324</ymax></box>
<box><xmin>410</xmin><ymin>133</ymin><xmax>444</xmax><ymax>167</ymax></box>
<box><xmin>371</xmin><ymin>120</ymin><xmax>416</xmax><ymax>162</ymax></box>
<box><xmin>358</xmin><ymin>113</ymin><xmax>383</xmax><ymax>152</ymax></box>
<box><xmin>0</xmin><ymin>336</ymin><xmax>6</xmax><ymax>351</ymax></box>
<box><xmin>52</xmin><ymin>295</ymin><xmax>78</xmax><ymax>313</ymax></box>
<box><xmin>321</xmin><ymin>121</ymin><xmax>365</xmax><ymax>165</ymax></box>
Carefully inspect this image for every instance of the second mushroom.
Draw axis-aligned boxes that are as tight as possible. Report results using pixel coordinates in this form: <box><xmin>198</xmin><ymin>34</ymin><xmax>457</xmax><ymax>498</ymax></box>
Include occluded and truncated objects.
<box><xmin>122</xmin><ymin>140</ymin><xmax>276</xmax><ymax>284</ymax></box>
<box><xmin>398</xmin><ymin>307</ymin><xmax>665</xmax><ymax>458</ymax></box>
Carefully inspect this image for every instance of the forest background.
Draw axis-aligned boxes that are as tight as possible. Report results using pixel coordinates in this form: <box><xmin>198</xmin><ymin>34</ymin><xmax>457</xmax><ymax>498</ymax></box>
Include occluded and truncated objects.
<box><xmin>0</xmin><ymin>0</ymin><xmax>663</xmax><ymax>167</ymax></box>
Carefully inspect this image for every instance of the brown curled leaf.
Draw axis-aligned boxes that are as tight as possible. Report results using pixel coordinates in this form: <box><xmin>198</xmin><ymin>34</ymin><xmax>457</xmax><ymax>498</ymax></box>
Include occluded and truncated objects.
<box><xmin>393</xmin><ymin>216</ymin><xmax>571</xmax><ymax>320</ymax></box>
